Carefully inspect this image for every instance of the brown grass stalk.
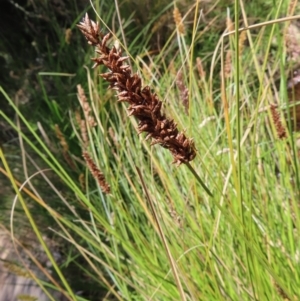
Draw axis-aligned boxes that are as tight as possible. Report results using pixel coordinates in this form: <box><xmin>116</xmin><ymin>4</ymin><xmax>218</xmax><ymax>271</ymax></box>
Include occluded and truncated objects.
<box><xmin>238</xmin><ymin>30</ymin><xmax>247</xmax><ymax>57</ymax></box>
<box><xmin>224</xmin><ymin>50</ymin><xmax>232</xmax><ymax>79</ymax></box>
<box><xmin>54</xmin><ymin>124</ymin><xmax>68</xmax><ymax>153</ymax></box>
<box><xmin>270</xmin><ymin>104</ymin><xmax>287</xmax><ymax>140</ymax></box>
<box><xmin>173</xmin><ymin>7</ymin><xmax>185</xmax><ymax>35</ymax></box>
<box><xmin>226</xmin><ymin>16</ymin><xmax>234</xmax><ymax>32</ymax></box>
<box><xmin>175</xmin><ymin>70</ymin><xmax>189</xmax><ymax>115</ymax></box>
<box><xmin>77</xmin><ymin>13</ymin><xmax>196</xmax><ymax>165</ymax></box>
<box><xmin>196</xmin><ymin>57</ymin><xmax>205</xmax><ymax>79</ymax></box>
<box><xmin>77</xmin><ymin>84</ymin><xmax>97</xmax><ymax>128</ymax></box>
<box><xmin>82</xmin><ymin>151</ymin><xmax>110</xmax><ymax>194</ymax></box>
<box><xmin>80</xmin><ymin>119</ymin><xmax>88</xmax><ymax>148</ymax></box>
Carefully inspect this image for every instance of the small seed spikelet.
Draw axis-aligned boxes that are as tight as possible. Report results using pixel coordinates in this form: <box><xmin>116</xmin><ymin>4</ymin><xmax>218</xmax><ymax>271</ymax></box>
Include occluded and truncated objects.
<box><xmin>238</xmin><ymin>30</ymin><xmax>247</xmax><ymax>57</ymax></box>
<box><xmin>77</xmin><ymin>14</ymin><xmax>196</xmax><ymax>165</ymax></box>
<box><xmin>175</xmin><ymin>71</ymin><xmax>189</xmax><ymax>115</ymax></box>
<box><xmin>196</xmin><ymin>57</ymin><xmax>205</xmax><ymax>79</ymax></box>
<box><xmin>173</xmin><ymin>7</ymin><xmax>185</xmax><ymax>35</ymax></box>
<box><xmin>82</xmin><ymin>151</ymin><xmax>110</xmax><ymax>194</ymax></box>
<box><xmin>226</xmin><ymin>16</ymin><xmax>234</xmax><ymax>32</ymax></box>
<box><xmin>224</xmin><ymin>50</ymin><xmax>232</xmax><ymax>79</ymax></box>
<box><xmin>270</xmin><ymin>104</ymin><xmax>287</xmax><ymax>140</ymax></box>
<box><xmin>77</xmin><ymin>84</ymin><xmax>97</xmax><ymax>128</ymax></box>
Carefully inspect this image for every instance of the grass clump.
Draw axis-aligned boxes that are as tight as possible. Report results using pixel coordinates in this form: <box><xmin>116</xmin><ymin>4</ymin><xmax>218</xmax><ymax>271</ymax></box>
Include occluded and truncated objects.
<box><xmin>1</xmin><ymin>0</ymin><xmax>300</xmax><ymax>300</ymax></box>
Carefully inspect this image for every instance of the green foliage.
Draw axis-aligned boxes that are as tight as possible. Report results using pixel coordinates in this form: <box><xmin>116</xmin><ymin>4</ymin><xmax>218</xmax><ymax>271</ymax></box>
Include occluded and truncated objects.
<box><xmin>1</xmin><ymin>0</ymin><xmax>300</xmax><ymax>300</ymax></box>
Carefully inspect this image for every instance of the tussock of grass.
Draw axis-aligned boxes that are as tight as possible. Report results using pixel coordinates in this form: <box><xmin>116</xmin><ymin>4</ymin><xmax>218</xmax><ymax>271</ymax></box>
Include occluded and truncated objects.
<box><xmin>1</xmin><ymin>0</ymin><xmax>300</xmax><ymax>300</ymax></box>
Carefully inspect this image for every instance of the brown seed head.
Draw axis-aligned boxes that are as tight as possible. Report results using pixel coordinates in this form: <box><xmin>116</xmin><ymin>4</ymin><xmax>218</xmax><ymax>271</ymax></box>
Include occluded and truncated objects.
<box><xmin>175</xmin><ymin>71</ymin><xmax>189</xmax><ymax>115</ymax></box>
<box><xmin>270</xmin><ymin>104</ymin><xmax>287</xmax><ymax>140</ymax></box>
<box><xmin>77</xmin><ymin>14</ymin><xmax>196</xmax><ymax>165</ymax></box>
<box><xmin>173</xmin><ymin>7</ymin><xmax>185</xmax><ymax>35</ymax></box>
<box><xmin>82</xmin><ymin>151</ymin><xmax>110</xmax><ymax>194</ymax></box>
<box><xmin>224</xmin><ymin>50</ymin><xmax>232</xmax><ymax>79</ymax></box>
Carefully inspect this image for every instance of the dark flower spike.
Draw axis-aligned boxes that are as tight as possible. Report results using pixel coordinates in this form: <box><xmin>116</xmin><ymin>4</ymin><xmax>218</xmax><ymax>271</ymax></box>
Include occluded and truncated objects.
<box><xmin>77</xmin><ymin>14</ymin><xmax>196</xmax><ymax>165</ymax></box>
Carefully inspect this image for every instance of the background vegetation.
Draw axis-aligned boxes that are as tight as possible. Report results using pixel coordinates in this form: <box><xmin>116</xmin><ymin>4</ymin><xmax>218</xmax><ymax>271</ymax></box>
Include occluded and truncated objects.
<box><xmin>1</xmin><ymin>0</ymin><xmax>300</xmax><ymax>300</ymax></box>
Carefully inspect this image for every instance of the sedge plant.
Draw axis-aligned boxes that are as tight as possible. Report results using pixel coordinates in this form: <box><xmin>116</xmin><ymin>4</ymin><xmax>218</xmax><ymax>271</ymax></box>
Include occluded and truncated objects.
<box><xmin>1</xmin><ymin>0</ymin><xmax>300</xmax><ymax>300</ymax></box>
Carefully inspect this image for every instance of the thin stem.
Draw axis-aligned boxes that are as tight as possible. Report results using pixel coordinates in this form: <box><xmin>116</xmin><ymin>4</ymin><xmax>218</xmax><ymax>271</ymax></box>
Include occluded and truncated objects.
<box><xmin>185</xmin><ymin>162</ymin><xmax>213</xmax><ymax>197</ymax></box>
<box><xmin>136</xmin><ymin>167</ymin><xmax>187</xmax><ymax>301</ymax></box>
